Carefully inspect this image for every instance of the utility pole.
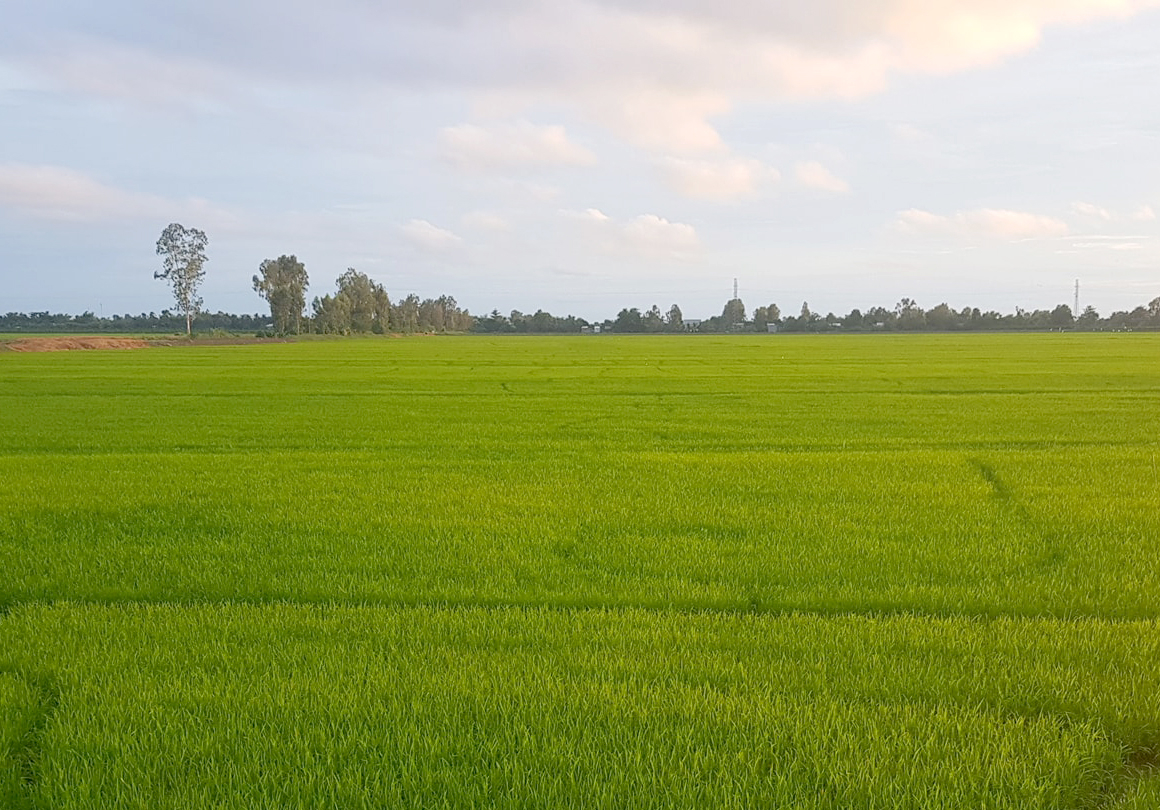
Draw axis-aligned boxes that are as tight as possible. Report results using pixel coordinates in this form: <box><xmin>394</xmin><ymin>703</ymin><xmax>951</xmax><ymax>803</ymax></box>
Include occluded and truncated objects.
<box><xmin>1074</xmin><ymin>279</ymin><xmax>1080</xmax><ymax>316</ymax></box>
<box><xmin>733</xmin><ymin>277</ymin><xmax>739</xmax><ymax>301</ymax></box>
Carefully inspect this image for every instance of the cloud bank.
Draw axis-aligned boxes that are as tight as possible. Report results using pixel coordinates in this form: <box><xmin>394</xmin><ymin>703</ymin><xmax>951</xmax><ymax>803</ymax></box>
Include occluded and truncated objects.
<box><xmin>659</xmin><ymin>157</ymin><xmax>778</xmax><ymax>200</ymax></box>
<box><xmin>401</xmin><ymin>219</ymin><xmax>462</xmax><ymax>251</ymax></box>
<box><xmin>895</xmin><ymin>207</ymin><xmax>1070</xmax><ymax>240</ymax></box>
<box><xmin>566</xmin><ymin>208</ymin><xmax>701</xmax><ymax>259</ymax></box>
<box><xmin>0</xmin><ymin>163</ymin><xmax>236</xmax><ymax>227</ymax></box>
<box><xmin>439</xmin><ymin>122</ymin><xmax>596</xmax><ymax>171</ymax></box>
<box><xmin>10</xmin><ymin>1</ymin><xmax>1158</xmax><ymax>154</ymax></box>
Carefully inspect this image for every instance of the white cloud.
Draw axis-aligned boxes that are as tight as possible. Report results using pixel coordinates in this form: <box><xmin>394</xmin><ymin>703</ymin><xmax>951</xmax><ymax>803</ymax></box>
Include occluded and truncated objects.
<box><xmin>400</xmin><ymin>219</ymin><xmax>462</xmax><ymax>251</ymax></box>
<box><xmin>462</xmin><ymin>211</ymin><xmax>510</xmax><ymax>232</ymax></box>
<box><xmin>795</xmin><ymin>161</ymin><xmax>850</xmax><ymax>193</ymax></box>
<box><xmin>1072</xmin><ymin>201</ymin><xmax>1113</xmax><ymax>220</ymax></box>
<box><xmin>19</xmin><ymin>1</ymin><xmax>1157</xmax><ymax>157</ymax></box>
<box><xmin>438</xmin><ymin>122</ymin><xmax>596</xmax><ymax>171</ymax></box>
<box><xmin>956</xmin><ymin>208</ymin><xmax>1069</xmax><ymax>240</ymax></box>
<box><xmin>894</xmin><ymin>208</ymin><xmax>948</xmax><ymax>232</ymax></box>
<box><xmin>464</xmin><ymin>0</ymin><xmax>1160</xmax><ymax>153</ymax></box>
<box><xmin>896</xmin><ymin>207</ymin><xmax>1069</xmax><ymax>240</ymax></box>
<box><xmin>0</xmin><ymin>163</ymin><xmax>161</xmax><ymax>221</ymax></box>
<box><xmin>1133</xmin><ymin>204</ymin><xmax>1156</xmax><ymax>221</ymax></box>
<box><xmin>22</xmin><ymin>36</ymin><xmax>239</xmax><ymax>114</ymax></box>
<box><xmin>0</xmin><ymin>162</ymin><xmax>237</xmax><ymax>227</ymax></box>
<box><xmin>576</xmin><ymin>208</ymin><xmax>610</xmax><ymax>223</ymax></box>
<box><xmin>891</xmin><ymin>123</ymin><xmax>929</xmax><ymax>141</ymax></box>
<box><xmin>1066</xmin><ymin>235</ymin><xmax>1152</xmax><ymax>251</ymax></box>
<box><xmin>584</xmin><ymin>88</ymin><xmax>732</xmax><ymax>155</ymax></box>
<box><xmin>621</xmin><ymin>214</ymin><xmax>701</xmax><ymax>259</ymax></box>
<box><xmin>658</xmin><ymin>156</ymin><xmax>779</xmax><ymax>200</ymax></box>
<box><xmin>562</xmin><ymin>208</ymin><xmax>700</xmax><ymax>259</ymax></box>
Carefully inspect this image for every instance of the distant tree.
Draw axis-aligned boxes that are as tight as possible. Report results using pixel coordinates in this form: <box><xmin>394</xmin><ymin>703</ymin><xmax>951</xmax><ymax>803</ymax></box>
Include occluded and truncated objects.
<box><xmin>253</xmin><ymin>255</ymin><xmax>309</xmax><ymax>334</ymax></box>
<box><xmin>473</xmin><ymin>308</ymin><xmax>576</xmax><ymax>334</ymax></box>
<box><xmin>415</xmin><ymin>297</ymin><xmax>436</xmax><ymax>331</ymax></box>
<box><xmin>507</xmin><ymin>310</ymin><xmax>529</xmax><ymax>332</ymax></box>
<box><xmin>154</xmin><ymin>223</ymin><xmax>208</xmax><ymax>336</ymax></box>
<box><xmin>895</xmin><ymin>298</ymin><xmax>925</xmax><ymax>330</ymax></box>
<box><xmin>309</xmin><ymin>268</ymin><xmax>392</xmax><ymax>334</ymax></box>
<box><xmin>789</xmin><ymin>301</ymin><xmax>823</xmax><ymax>332</ymax></box>
<box><xmin>417</xmin><ymin>295</ymin><xmax>471</xmax><ymax>333</ymax></box>
<box><xmin>665</xmin><ymin>304</ymin><xmax>684</xmax><ymax>332</ymax></box>
<box><xmin>395</xmin><ymin>294</ymin><xmax>420</xmax><ymax>333</ymax></box>
<box><xmin>721</xmin><ymin>297</ymin><xmax>746</xmax><ymax>329</ymax></box>
<box><xmin>1050</xmin><ymin>304</ymin><xmax>1074</xmax><ymax>327</ymax></box>
<box><xmin>334</xmin><ymin>269</ymin><xmax>382</xmax><ymax>333</ymax></box>
<box><xmin>614</xmin><ymin>307</ymin><xmax>644</xmax><ymax>333</ymax></box>
<box><xmin>1121</xmin><ymin>306</ymin><xmax>1148</xmax><ymax>330</ymax></box>
<box><xmin>752</xmin><ymin>303</ymin><xmax>780</xmax><ymax>331</ymax></box>
<box><xmin>373</xmin><ymin>287</ymin><xmax>391</xmax><ymax>333</ymax></box>
<box><xmin>643</xmin><ymin>304</ymin><xmax>665</xmax><ymax>333</ymax></box>
<box><xmin>925</xmin><ymin>303</ymin><xmax>957</xmax><ymax>331</ymax></box>
<box><xmin>1077</xmin><ymin>305</ymin><xmax>1100</xmax><ymax>329</ymax></box>
<box><xmin>528</xmin><ymin>309</ymin><xmax>555</xmax><ymax>333</ymax></box>
<box><xmin>474</xmin><ymin>310</ymin><xmax>512</xmax><ymax>333</ymax></box>
<box><xmin>312</xmin><ymin>293</ymin><xmax>351</xmax><ymax>334</ymax></box>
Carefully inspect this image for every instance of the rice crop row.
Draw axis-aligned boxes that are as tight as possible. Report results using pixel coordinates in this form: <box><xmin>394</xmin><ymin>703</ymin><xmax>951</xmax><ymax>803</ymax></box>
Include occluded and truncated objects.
<box><xmin>1</xmin><ymin>335</ymin><xmax>1157</xmax><ymax>618</ymax></box>
<box><xmin>1</xmin><ymin>444</ymin><xmax>1157</xmax><ymax>617</ymax></box>
<box><xmin>2</xmin><ymin>603</ymin><xmax>1159</xmax><ymax>810</ymax></box>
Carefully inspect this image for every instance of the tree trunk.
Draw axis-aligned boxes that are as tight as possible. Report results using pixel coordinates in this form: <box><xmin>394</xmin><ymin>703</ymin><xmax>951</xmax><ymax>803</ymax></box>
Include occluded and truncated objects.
<box><xmin>186</xmin><ymin>312</ymin><xmax>192</xmax><ymax>336</ymax></box>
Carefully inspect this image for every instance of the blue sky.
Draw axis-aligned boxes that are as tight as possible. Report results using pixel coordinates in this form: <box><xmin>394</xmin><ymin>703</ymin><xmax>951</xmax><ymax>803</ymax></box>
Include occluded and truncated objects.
<box><xmin>2</xmin><ymin>0</ymin><xmax>1158</xmax><ymax>320</ymax></box>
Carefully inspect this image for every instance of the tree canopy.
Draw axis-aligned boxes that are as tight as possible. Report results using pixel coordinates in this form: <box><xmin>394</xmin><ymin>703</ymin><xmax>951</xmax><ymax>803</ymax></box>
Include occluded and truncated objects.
<box><xmin>253</xmin><ymin>255</ymin><xmax>309</xmax><ymax>334</ymax></box>
<box><xmin>154</xmin><ymin>223</ymin><xmax>208</xmax><ymax>336</ymax></box>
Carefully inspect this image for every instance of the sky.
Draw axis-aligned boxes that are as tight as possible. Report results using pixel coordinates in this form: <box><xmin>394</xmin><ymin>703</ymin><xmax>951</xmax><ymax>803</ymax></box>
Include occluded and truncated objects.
<box><xmin>2</xmin><ymin>0</ymin><xmax>1159</xmax><ymax>321</ymax></box>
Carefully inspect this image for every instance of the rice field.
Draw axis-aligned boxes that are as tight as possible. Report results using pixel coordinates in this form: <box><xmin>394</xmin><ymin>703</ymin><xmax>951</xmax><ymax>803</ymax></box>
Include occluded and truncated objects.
<box><xmin>1</xmin><ymin>334</ymin><xmax>1158</xmax><ymax>808</ymax></box>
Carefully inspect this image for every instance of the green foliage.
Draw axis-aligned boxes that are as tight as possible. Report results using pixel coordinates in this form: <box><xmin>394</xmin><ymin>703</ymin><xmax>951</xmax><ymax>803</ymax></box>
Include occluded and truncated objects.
<box><xmin>252</xmin><ymin>255</ymin><xmax>309</xmax><ymax>334</ymax></box>
<box><xmin>154</xmin><ymin>223</ymin><xmax>208</xmax><ymax>336</ymax></box>
<box><xmin>2</xmin><ymin>605</ymin><xmax>1156</xmax><ymax>809</ymax></box>
<box><xmin>1</xmin><ymin>334</ymin><xmax>1159</xmax><ymax>807</ymax></box>
<box><xmin>614</xmin><ymin>306</ymin><xmax>644</xmax><ymax>332</ymax></box>
<box><xmin>312</xmin><ymin>268</ymin><xmax>388</xmax><ymax>334</ymax></box>
<box><xmin>721</xmin><ymin>297</ymin><xmax>746</xmax><ymax>327</ymax></box>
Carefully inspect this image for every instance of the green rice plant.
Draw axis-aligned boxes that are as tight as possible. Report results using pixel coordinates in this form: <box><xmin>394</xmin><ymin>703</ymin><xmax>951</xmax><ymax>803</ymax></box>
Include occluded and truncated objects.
<box><xmin>0</xmin><ymin>334</ymin><xmax>1158</xmax><ymax>807</ymax></box>
<box><xmin>1</xmin><ymin>604</ymin><xmax>1157</xmax><ymax>809</ymax></box>
<box><xmin>0</xmin><ymin>670</ymin><xmax>55</xmax><ymax>810</ymax></box>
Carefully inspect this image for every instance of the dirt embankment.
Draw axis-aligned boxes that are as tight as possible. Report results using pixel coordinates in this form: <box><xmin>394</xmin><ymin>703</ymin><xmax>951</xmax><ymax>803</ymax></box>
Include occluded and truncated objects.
<box><xmin>2</xmin><ymin>337</ymin><xmax>154</xmax><ymax>352</ymax></box>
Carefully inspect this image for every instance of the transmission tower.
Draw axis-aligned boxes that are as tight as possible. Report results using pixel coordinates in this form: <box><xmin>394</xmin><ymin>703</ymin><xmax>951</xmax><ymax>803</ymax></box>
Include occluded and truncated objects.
<box><xmin>733</xmin><ymin>278</ymin><xmax>739</xmax><ymax>301</ymax></box>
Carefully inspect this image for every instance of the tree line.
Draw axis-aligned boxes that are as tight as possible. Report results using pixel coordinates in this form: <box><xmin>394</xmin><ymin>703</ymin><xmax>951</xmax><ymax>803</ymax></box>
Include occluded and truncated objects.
<box><xmin>6</xmin><ymin>292</ymin><xmax>1158</xmax><ymax>337</ymax></box>
<box><xmin>669</xmin><ymin>296</ymin><xmax>1160</xmax><ymax>333</ymax></box>
<box><xmin>501</xmin><ymin>296</ymin><xmax>1160</xmax><ymax>334</ymax></box>
<box><xmin>0</xmin><ymin>310</ymin><xmax>269</xmax><ymax>334</ymax></box>
<box><xmin>147</xmin><ymin>226</ymin><xmax>473</xmax><ymax>336</ymax></box>
<box><xmin>8</xmin><ymin>223</ymin><xmax>1160</xmax><ymax>335</ymax></box>
<box><xmin>252</xmin><ymin>256</ymin><xmax>473</xmax><ymax>335</ymax></box>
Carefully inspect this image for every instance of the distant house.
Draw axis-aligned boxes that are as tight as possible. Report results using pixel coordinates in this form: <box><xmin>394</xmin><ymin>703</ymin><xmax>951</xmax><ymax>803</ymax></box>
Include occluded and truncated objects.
<box><xmin>767</xmin><ymin>323</ymin><xmax>778</xmax><ymax>333</ymax></box>
<box><xmin>683</xmin><ymin>319</ymin><xmax>702</xmax><ymax>331</ymax></box>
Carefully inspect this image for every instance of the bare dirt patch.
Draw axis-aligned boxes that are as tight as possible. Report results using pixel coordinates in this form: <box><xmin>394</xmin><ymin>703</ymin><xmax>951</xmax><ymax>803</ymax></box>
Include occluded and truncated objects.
<box><xmin>3</xmin><ymin>337</ymin><xmax>153</xmax><ymax>352</ymax></box>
